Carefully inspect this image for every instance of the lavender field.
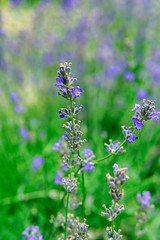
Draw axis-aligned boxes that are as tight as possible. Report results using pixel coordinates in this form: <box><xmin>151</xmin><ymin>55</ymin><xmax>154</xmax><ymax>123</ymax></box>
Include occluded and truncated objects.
<box><xmin>0</xmin><ymin>0</ymin><xmax>160</xmax><ymax>239</ymax></box>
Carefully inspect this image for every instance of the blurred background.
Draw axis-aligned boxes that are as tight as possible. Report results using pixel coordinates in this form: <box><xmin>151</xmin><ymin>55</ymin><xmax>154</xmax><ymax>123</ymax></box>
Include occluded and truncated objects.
<box><xmin>0</xmin><ymin>0</ymin><xmax>160</xmax><ymax>239</ymax></box>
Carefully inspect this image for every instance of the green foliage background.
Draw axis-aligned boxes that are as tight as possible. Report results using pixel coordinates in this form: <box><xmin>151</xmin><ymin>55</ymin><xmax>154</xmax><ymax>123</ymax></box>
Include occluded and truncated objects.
<box><xmin>0</xmin><ymin>0</ymin><xmax>160</xmax><ymax>239</ymax></box>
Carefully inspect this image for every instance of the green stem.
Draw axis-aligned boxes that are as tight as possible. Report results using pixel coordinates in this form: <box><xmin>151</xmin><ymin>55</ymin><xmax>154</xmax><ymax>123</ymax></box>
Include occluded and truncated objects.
<box><xmin>111</xmin><ymin>201</ymin><xmax>116</xmax><ymax>236</ymax></box>
<box><xmin>64</xmin><ymin>192</ymin><xmax>70</xmax><ymax>240</ymax></box>
<box><xmin>81</xmin><ymin>170</ymin><xmax>86</xmax><ymax>217</ymax></box>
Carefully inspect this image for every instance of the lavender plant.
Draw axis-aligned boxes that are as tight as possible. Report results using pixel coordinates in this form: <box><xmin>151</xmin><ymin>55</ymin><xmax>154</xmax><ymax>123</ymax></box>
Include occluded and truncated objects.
<box><xmin>53</xmin><ymin>62</ymin><xmax>159</xmax><ymax>239</ymax></box>
<box><xmin>54</xmin><ymin>62</ymin><xmax>89</xmax><ymax>239</ymax></box>
<box><xmin>102</xmin><ymin>164</ymin><xmax>129</xmax><ymax>240</ymax></box>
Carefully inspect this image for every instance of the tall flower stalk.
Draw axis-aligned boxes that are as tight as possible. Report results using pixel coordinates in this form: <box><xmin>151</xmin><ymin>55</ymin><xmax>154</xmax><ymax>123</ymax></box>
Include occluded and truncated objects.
<box><xmin>54</xmin><ymin>62</ymin><xmax>88</xmax><ymax>239</ymax></box>
<box><xmin>102</xmin><ymin>164</ymin><xmax>129</xmax><ymax>239</ymax></box>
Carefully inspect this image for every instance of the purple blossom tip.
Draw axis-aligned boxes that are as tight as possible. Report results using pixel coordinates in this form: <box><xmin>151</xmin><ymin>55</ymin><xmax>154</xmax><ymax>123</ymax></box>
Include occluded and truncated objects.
<box><xmin>126</xmin><ymin>133</ymin><xmax>138</xmax><ymax>143</ymax></box>
<box><xmin>149</xmin><ymin>112</ymin><xmax>160</xmax><ymax>121</ymax></box>
<box><xmin>72</xmin><ymin>86</ymin><xmax>83</xmax><ymax>98</ymax></box>
<box><xmin>132</xmin><ymin>117</ymin><xmax>144</xmax><ymax>130</ymax></box>
<box><xmin>82</xmin><ymin>148</ymin><xmax>93</xmax><ymax>157</ymax></box>
<box><xmin>132</xmin><ymin>104</ymin><xmax>141</xmax><ymax>112</ymax></box>
<box><xmin>113</xmin><ymin>163</ymin><xmax>119</xmax><ymax>171</ymax></box>
<box><xmin>83</xmin><ymin>162</ymin><xmax>94</xmax><ymax>172</ymax></box>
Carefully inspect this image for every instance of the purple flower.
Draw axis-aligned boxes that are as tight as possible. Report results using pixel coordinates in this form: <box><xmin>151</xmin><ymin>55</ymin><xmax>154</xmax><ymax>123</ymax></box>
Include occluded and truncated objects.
<box><xmin>83</xmin><ymin>162</ymin><xmax>94</xmax><ymax>172</ymax></box>
<box><xmin>14</xmin><ymin>105</ymin><xmax>24</xmax><ymax>113</ymax></box>
<box><xmin>132</xmin><ymin>117</ymin><xmax>144</xmax><ymax>130</ymax></box>
<box><xmin>54</xmin><ymin>170</ymin><xmax>63</xmax><ymax>185</ymax></box>
<box><xmin>125</xmin><ymin>72</ymin><xmax>135</xmax><ymax>81</ymax></box>
<box><xmin>58</xmin><ymin>109</ymin><xmax>67</xmax><ymax>119</ymax></box>
<box><xmin>18</xmin><ymin>127</ymin><xmax>30</xmax><ymax>139</ymax></box>
<box><xmin>136</xmin><ymin>191</ymin><xmax>151</xmax><ymax>207</ymax></box>
<box><xmin>113</xmin><ymin>163</ymin><xmax>119</xmax><ymax>171</ymax></box>
<box><xmin>11</xmin><ymin>0</ymin><xmax>22</xmax><ymax>7</ymax></box>
<box><xmin>137</xmin><ymin>89</ymin><xmax>147</xmax><ymax>100</ymax></box>
<box><xmin>72</xmin><ymin>86</ymin><xmax>83</xmax><ymax>98</ymax></box>
<box><xmin>83</xmin><ymin>148</ymin><xmax>93</xmax><ymax>157</ymax></box>
<box><xmin>132</xmin><ymin>104</ymin><xmax>141</xmax><ymax>113</ymax></box>
<box><xmin>55</xmin><ymin>77</ymin><xmax>64</xmax><ymax>87</ymax></box>
<box><xmin>149</xmin><ymin>112</ymin><xmax>160</xmax><ymax>121</ymax></box>
<box><xmin>42</xmin><ymin>52</ymin><xmax>54</xmax><ymax>65</ymax></box>
<box><xmin>61</xmin><ymin>164</ymin><xmax>69</xmax><ymax>171</ymax></box>
<box><xmin>32</xmin><ymin>156</ymin><xmax>44</xmax><ymax>171</ymax></box>
<box><xmin>52</xmin><ymin>139</ymin><xmax>62</xmax><ymax>151</ymax></box>
<box><xmin>22</xmin><ymin>225</ymin><xmax>43</xmax><ymax>240</ymax></box>
<box><xmin>126</xmin><ymin>133</ymin><xmax>138</xmax><ymax>143</ymax></box>
<box><xmin>10</xmin><ymin>91</ymin><xmax>20</xmax><ymax>103</ymax></box>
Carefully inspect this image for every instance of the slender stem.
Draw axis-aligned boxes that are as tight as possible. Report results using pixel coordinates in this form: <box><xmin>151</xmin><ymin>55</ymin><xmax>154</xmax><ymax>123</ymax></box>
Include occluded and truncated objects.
<box><xmin>81</xmin><ymin>170</ymin><xmax>86</xmax><ymax>217</ymax></box>
<box><xmin>111</xmin><ymin>201</ymin><xmax>116</xmax><ymax>236</ymax></box>
<box><xmin>64</xmin><ymin>192</ymin><xmax>70</xmax><ymax>240</ymax></box>
<box><xmin>94</xmin><ymin>139</ymin><xmax>127</xmax><ymax>163</ymax></box>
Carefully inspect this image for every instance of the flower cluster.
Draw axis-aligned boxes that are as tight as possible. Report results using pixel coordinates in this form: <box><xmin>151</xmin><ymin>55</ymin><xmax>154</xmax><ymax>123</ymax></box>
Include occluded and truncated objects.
<box><xmin>122</xmin><ymin>99</ymin><xmax>159</xmax><ymax>144</ymax></box>
<box><xmin>58</xmin><ymin>213</ymin><xmax>89</xmax><ymax>240</ymax></box>
<box><xmin>62</xmin><ymin>174</ymin><xmax>78</xmax><ymax>194</ymax></box>
<box><xmin>63</xmin><ymin>119</ymin><xmax>86</xmax><ymax>154</ymax></box>
<box><xmin>102</xmin><ymin>164</ymin><xmax>129</xmax><ymax>239</ymax></box>
<box><xmin>135</xmin><ymin>191</ymin><xmax>153</xmax><ymax>236</ymax></box>
<box><xmin>22</xmin><ymin>226</ymin><xmax>43</xmax><ymax>240</ymax></box>
<box><xmin>105</xmin><ymin>139</ymin><xmax>126</xmax><ymax>155</ymax></box>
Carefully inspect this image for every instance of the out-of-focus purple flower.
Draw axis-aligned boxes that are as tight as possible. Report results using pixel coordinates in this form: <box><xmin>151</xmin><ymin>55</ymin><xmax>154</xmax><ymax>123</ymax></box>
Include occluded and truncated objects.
<box><xmin>137</xmin><ymin>89</ymin><xmax>147</xmax><ymax>100</ymax></box>
<box><xmin>61</xmin><ymin>164</ymin><xmax>69</xmax><ymax>171</ymax></box>
<box><xmin>0</xmin><ymin>29</ymin><xmax>5</xmax><ymax>37</ymax></box>
<box><xmin>11</xmin><ymin>0</ymin><xmax>22</xmax><ymax>7</ymax></box>
<box><xmin>10</xmin><ymin>91</ymin><xmax>20</xmax><ymax>103</ymax></box>
<box><xmin>125</xmin><ymin>72</ymin><xmax>135</xmax><ymax>81</ymax></box>
<box><xmin>106</xmin><ymin>62</ymin><xmax>123</xmax><ymax>79</ymax></box>
<box><xmin>22</xmin><ymin>225</ymin><xmax>43</xmax><ymax>240</ymax></box>
<box><xmin>62</xmin><ymin>0</ymin><xmax>79</xmax><ymax>9</ymax></box>
<box><xmin>42</xmin><ymin>52</ymin><xmax>54</xmax><ymax>66</ymax></box>
<box><xmin>132</xmin><ymin>117</ymin><xmax>144</xmax><ymax>130</ymax></box>
<box><xmin>52</xmin><ymin>139</ymin><xmax>62</xmax><ymax>152</ymax></box>
<box><xmin>14</xmin><ymin>105</ymin><xmax>24</xmax><ymax>113</ymax></box>
<box><xmin>32</xmin><ymin>156</ymin><xmax>44</xmax><ymax>171</ymax></box>
<box><xmin>149</xmin><ymin>112</ymin><xmax>160</xmax><ymax>121</ymax></box>
<box><xmin>54</xmin><ymin>170</ymin><xmax>63</xmax><ymax>185</ymax></box>
<box><xmin>72</xmin><ymin>86</ymin><xmax>83</xmax><ymax>98</ymax></box>
<box><xmin>18</xmin><ymin>127</ymin><xmax>30</xmax><ymax>139</ymax></box>
<box><xmin>83</xmin><ymin>162</ymin><xmax>94</xmax><ymax>172</ymax></box>
<box><xmin>126</xmin><ymin>133</ymin><xmax>138</xmax><ymax>143</ymax></box>
<box><xmin>136</xmin><ymin>191</ymin><xmax>151</xmax><ymax>207</ymax></box>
